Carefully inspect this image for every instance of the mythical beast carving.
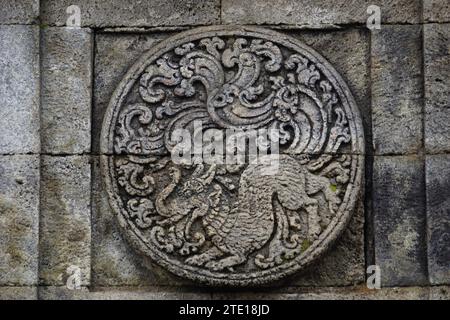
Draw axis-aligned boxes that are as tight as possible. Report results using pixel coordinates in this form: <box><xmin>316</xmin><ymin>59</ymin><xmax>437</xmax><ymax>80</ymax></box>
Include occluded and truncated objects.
<box><xmin>101</xmin><ymin>26</ymin><xmax>364</xmax><ymax>286</ymax></box>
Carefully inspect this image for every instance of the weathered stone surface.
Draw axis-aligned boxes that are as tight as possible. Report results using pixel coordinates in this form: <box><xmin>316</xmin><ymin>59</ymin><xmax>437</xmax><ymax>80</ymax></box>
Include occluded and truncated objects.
<box><xmin>213</xmin><ymin>285</ymin><xmax>432</xmax><ymax>300</ymax></box>
<box><xmin>0</xmin><ymin>287</ymin><xmax>37</xmax><ymax>300</ymax></box>
<box><xmin>430</xmin><ymin>286</ymin><xmax>450</xmax><ymax>300</ymax></box>
<box><xmin>222</xmin><ymin>0</ymin><xmax>421</xmax><ymax>25</ymax></box>
<box><xmin>39</xmin><ymin>156</ymin><xmax>91</xmax><ymax>286</ymax></box>
<box><xmin>424</xmin><ymin>0</ymin><xmax>450</xmax><ymax>22</ymax></box>
<box><xmin>0</xmin><ymin>25</ymin><xmax>40</xmax><ymax>154</ymax></box>
<box><xmin>425</xmin><ymin>154</ymin><xmax>450</xmax><ymax>285</ymax></box>
<box><xmin>371</xmin><ymin>26</ymin><xmax>423</xmax><ymax>155</ymax></box>
<box><xmin>38</xmin><ymin>286</ymin><xmax>212</xmax><ymax>300</ymax></box>
<box><xmin>91</xmin><ymin>156</ymin><xmax>188</xmax><ymax>286</ymax></box>
<box><xmin>92</xmin><ymin>163</ymin><xmax>365</xmax><ymax>288</ymax></box>
<box><xmin>373</xmin><ymin>156</ymin><xmax>428</xmax><ymax>287</ymax></box>
<box><xmin>41</xmin><ymin>0</ymin><xmax>220</xmax><ymax>28</ymax></box>
<box><xmin>0</xmin><ymin>0</ymin><xmax>39</xmax><ymax>24</ymax></box>
<box><xmin>290</xmin><ymin>195</ymin><xmax>365</xmax><ymax>286</ymax></box>
<box><xmin>93</xmin><ymin>32</ymin><xmax>173</xmax><ymax>154</ymax></box>
<box><xmin>0</xmin><ymin>155</ymin><xmax>39</xmax><ymax>286</ymax></box>
<box><xmin>290</xmin><ymin>29</ymin><xmax>371</xmax><ymax>154</ymax></box>
<box><xmin>41</xmin><ymin>27</ymin><xmax>93</xmax><ymax>154</ymax></box>
<box><xmin>99</xmin><ymin>26</ymin><xmax>364</xmax><ymax>286</ymax></box>
<box><xmin>94</xmin><ymin>28</ymin><xmax>369</xmax><ymax>155</ymax></box>
<box><xmin>424</xmin><ymin>23</ymin><xmax>450</xmax><ymax>154</ymax></box>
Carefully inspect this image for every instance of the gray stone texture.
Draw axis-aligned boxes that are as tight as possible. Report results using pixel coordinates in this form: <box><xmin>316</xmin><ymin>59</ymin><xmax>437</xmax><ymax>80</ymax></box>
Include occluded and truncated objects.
<box><xmin>371</xmin><ymin>25</ymin><xmax>423</xmax><ymax>155</ymax></box>
<box><xmin>290</xmin><ymin>196</ymin><xmax>365</xmax><ymax>287</ymax></box>
<box><xmin>430</xmin><ymin>286</ymin><xmax>450</xmax><ymax>300</ymax></box>
<box><xmin>222</xmin><ymin>0</ymin><xmax>421</xmax><ymax>25</ymax></box>
<box><xmin>37</xmin><ymin>285</ymin><xmax>449</xmax><ymax>300</ymax></box>
<box><xmin>93</xmin><ymin>29</ymin><xmax>367</xmax><ymax>286</ymax></box>
<box><xmin>41</xmin><ymin>0</ymin><xmax>220</xmax><ymax>28</ymax></box>
<box><xmin>38</xmin><ymin>286</ymin><xmax>212</xmax><ymax>300</ymax></box>
<box><xmin>0</xmin><ymin>287</ymin><xmax>37</xmax><ymax>300</ymax></box>
<box><xmin>290</xmin><ymin>29</ymin><xmax>371</xmax><ymax>154</ymax></box>
<box><xmin>424</xmin><ymin>0</ymin><xmax>450</xmax><ymax>22</ymax></box>
<box><xmin>0</xmin><ymin>0</ymin><xmax>448</xmax><ymax>300</ymax></box>
<box><xmin>94</xmin><ymin>28</ymin><xmax>370</xmax><ymax>155</ymax></box>
<box><xmin>425</xmin><ymin>154</ymin><xmax>450</xmax><ymax>284</ymax></box>
<box><xmin>0</xmin><ymin>155</ymin><xmax>39</xmax><ymax>286</ymax></box>
<box><xmin>373</xmin><ymin>156</ymin><xmax>428</xmax><ymax>287</ymax></box>
<box><xmin>213</xmin><ymin>285</ymin><xmax>436</xmax><ymax>300</ymax></box>
<box><xmin>39</xmin><ymin>156</ymin><xmax>91</xmax><ymax>286</ymax></box>
<box><xmin>91</xmin><ymin>156</ymin><xmax>188</xmax><ymax>287</ymax></box>
<box><xmin>0</xmin><ymin>0</ymin><xmax>39</xmax><ymax>25</ymax></box>
<box><xmin>0</xmin><ymin>25</ymin><xmax>40</xmax><ymax>154</ymax></box>
<box><xmin>93</xmin><ymin>32</ymin><xmax>174</xmax><ymax>154</ymax></box>
<box><xmin>424</xmin><ymin>23</ymin><xmax>450</xmax><ymax>153</ymax></box>
<box><xmin>41</xmin><ymin>27</ymin><xmax>93</xmax><ymax>154</ymax></box>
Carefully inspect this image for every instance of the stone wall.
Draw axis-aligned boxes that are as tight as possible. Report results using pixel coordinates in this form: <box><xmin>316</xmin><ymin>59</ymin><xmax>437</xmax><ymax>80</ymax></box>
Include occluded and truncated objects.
<box><xmin>0</xmin><ymin>0</ymin><xmax>449</xmax><ymax>300</ymax></box>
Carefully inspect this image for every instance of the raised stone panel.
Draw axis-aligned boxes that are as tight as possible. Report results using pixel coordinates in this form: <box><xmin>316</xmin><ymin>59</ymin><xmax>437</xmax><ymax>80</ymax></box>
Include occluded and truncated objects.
<box><xmin>424</xmin><ymin>23</ymin><xmax>450</xmax><ymax>153</ymax></box>
<box><xmin>41</xmin><ymin>0</ymin><xmax>220</xmax><ymax>28</ymax></box>
<box><xmin>39</xmin><ymin>156</ymin><xmax>91</xmax><ymax>286</ymax></box>
<box><xmin>41</xmin><ymin>27</ymin><xmax>93</xmax><ymax>154</ymax></box>
<box><xmin>425</xmin><ymin>154</ymin><xmax>450</xmax><ymax>285</ymax></box>
<box><xmin>222</xmin><ymin>0</ymin><xmax>421</xmax><ymax>25</ymax></box>
<box><xmin>93</xmin><ymin>27</ymin><xmax>366</xmax><ymax>286</ymax></box>
<box><xmin>371</xmin><ymin>25</ymin><xmax>423</xmax><ymax>155</ymax></box>
<box><xmin>0</xmin><ymin>155</ymin><xmax>39</xmax><ymax>286</ymax></box>
<box><xmin>373</xmin><ymin>156</ymin><xmax>428</xmax><ymax>287</ymax></box>
<box><xmin>0</xmin><ymin>0</ymin><xmax>39</xmax><ymax>25</ymax></box>
<box><xmin>0</xmin><ymin>25</ymin><xmax>40</xmax><ymax>154</ymax></box>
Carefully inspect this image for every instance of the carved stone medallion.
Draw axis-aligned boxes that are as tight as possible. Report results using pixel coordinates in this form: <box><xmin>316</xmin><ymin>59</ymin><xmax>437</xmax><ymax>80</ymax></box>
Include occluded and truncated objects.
<box><xmin>100</xmin><ymin>26</ymin><xmax>364</xmax><ymax>286</ymax></box>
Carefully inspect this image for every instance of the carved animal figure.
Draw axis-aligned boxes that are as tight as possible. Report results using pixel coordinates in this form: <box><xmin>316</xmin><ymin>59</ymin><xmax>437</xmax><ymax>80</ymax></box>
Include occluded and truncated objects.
<box><xmin>184</xmin><ymin>154</ymin><xmax>341</xmax><ymax>271</ymax></box>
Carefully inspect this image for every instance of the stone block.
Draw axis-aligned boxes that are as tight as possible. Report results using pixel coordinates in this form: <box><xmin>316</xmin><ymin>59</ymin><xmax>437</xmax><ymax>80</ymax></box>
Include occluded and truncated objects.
<box><xmin>425</xmin><ymin>154</ymin><xmax>450</xmax><ymax>284</ymax></box>
<box><xmin>213</xmin><ymin>285</ymin><xmax>431</xmax><ymax>300</ymax></box>
<box><xmin>41</xmin><ymin>27</ymin><xmax>93</xmax><ymax>154</ymax></box>
<box><xmin>0</xmin><ymin>0</ymin><xmax>39</xmax><ymax>25</ymax></box>
<box><xmin>222</xmin><ymin>0</ymin><xmax>421</xmax><ymax>25</ymax></box>
<box><xmin>430</xmin><ymin>286</ymin><xmax>450</xmax><ymax>300</ymax></box>
<box><xmin>372</xmin><ymin>156</ymin><xmax>428</xmax><ymax>286</ymax></box>
<box><xmin>38</xmin><ymin>286</ymin><xmax>212</xmax><ymax>300</ymax></box>
<box><xmin>0</xmin><ymin>155</ymin><xmax>39</xmax><ymax>286</ymax></box>
<box><xmin>41</xmin><ymin>0</ymin><xmax>220</xmax><ymax>28</ymax></box>
<box><xmin>424</xmin><ymin>0</ymin><xmax>450</xmax><ymax>23</ymax></box>
<box><xmin>371</xmin><ymin>25</ymin><xmax>423</xmax><ymax>155</ymax></box>
<box><xmin>0</xmin><ymin>287</ymin><xmax>37</xmax><ymax>300</ymax></box>
<box><xmin>424</xmin><ymin>23</ymin><xmax>450</xmax><ymax>153</ymax></box>
<box><xmin>0</xmin><ymin>25</ymin><xmax>40</xmax><ymax>154</ymax></box>
<box><xmin>39</xmin><ymin>156</ymin><xmax>91</xmax><ymax>286</ymax></box>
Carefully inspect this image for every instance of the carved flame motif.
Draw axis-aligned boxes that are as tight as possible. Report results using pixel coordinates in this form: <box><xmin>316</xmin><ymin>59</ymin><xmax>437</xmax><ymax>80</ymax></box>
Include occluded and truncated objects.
<box><xmin>101</xmin><ymin>27</ymin><xmax>364</xmax><ymax>286</ymax></box>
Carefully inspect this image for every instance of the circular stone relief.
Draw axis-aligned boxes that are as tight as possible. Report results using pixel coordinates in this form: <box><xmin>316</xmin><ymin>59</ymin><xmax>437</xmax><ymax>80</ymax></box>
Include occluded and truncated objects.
<box><xmin>100</xmin><ymin>26</ymin><xmax>364</xmax><ymax>286</ymax></box>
